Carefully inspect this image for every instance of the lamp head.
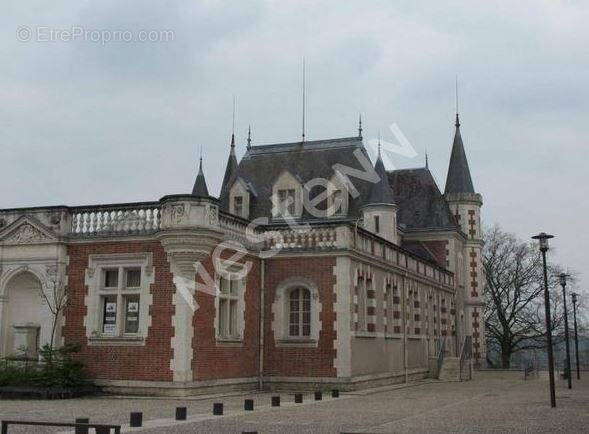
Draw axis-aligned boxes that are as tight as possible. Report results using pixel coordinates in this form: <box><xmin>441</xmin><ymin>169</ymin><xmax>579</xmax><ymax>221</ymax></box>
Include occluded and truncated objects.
<box><xmin>532</xmin><ymin>232</ymin><xmax>554</xmax><ymax>252</ymax></box>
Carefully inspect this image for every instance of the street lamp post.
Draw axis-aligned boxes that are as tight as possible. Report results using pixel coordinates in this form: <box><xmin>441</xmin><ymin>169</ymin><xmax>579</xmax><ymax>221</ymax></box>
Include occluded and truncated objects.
<box><xmin>532</xmin><ymin>232</ymin><xmax>556</xmax><ymax>408</ymax></box>
<box><xmin>559</xmin><ymin>273</ymin><xmax>572</xmax><ymax>389</ymax></box>
<box><xmin>571</xmin><ymin>292</ymin><xmax>581</xmax><ymax>380</ymax></box>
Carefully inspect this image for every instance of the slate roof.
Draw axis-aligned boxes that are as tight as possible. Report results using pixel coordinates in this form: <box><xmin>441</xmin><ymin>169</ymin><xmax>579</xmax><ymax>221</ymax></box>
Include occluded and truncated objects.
<box><xmin>368</xmin><ymin>153</ymin><xmax>396</xmax><ymax>205</ymax></box>
<box><xmin>192</xmin><ymin>158</ymin><xmax>209</xmax><ymax>197</ymax></box>
<box><xmin>220</xmin><ymin>136</ymin><xmax>373</xmax><ymax>220</ymax></box>
<box><xmin>401</xmin><ymin>240</ymin><xmax>439</xmax><ymax>265</ymax></box>
<box><xmin>220</xmin><ymin>134</ymin><xmax>239</xmax><ymax>199</ymax></box>
<box><xmin>219</xmin><ymin>136</ymin><xmax>458</xmax><ymax>232</ymax></box>
<box><xmin>388</xmin><ymin>168</ymin><xmax>458</xmax><ymax>232</ymax></box>
<box><xmin>444</xmin><ymin>114</ymin><xmax>475</xmax><ymax>194</ymax></box>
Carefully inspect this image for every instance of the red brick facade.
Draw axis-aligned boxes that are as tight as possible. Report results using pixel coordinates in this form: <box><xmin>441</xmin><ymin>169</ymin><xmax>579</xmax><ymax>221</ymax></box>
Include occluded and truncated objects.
<box><xmin>192</xmin><ymin>254</ymin><xmax>261</xmax><ymax>381</ymax></box>
<box><xmin>63</xmin><ymin>241</ymin><xmax>175</xmax><ymax>381</ymax></box>
<box><xmin>263</xmin><ymin>256</ymin><xmax>337</xmax><ymax>378</ymax></box>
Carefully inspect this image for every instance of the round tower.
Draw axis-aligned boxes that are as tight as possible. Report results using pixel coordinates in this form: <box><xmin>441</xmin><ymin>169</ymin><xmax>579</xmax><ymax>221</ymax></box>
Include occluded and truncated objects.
<box><xmin>361</xmin><ymin>147</ymin><xmax>399</xmax><ymax>244</ymax></box>
<box><xmin>444</xmin><ymin>113</ymin><xmax>485</xmax><ymax>367</ymax></box>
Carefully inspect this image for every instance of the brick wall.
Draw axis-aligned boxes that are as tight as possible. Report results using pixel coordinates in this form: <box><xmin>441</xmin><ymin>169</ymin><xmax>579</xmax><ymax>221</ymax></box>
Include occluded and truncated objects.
<box><xmin>63</xmin><ymin>241</ymin><xmax>174</xmax><ymax>381</ymax></box>
<box><xmin>263</xmin><ymin>256</ymin><xmax>337</xmax><ymax>378</ymax></box>
<box><xmin>192</xmin><ymin>254</ymin><xmax>261</xmax><ymax>381</ymax></box>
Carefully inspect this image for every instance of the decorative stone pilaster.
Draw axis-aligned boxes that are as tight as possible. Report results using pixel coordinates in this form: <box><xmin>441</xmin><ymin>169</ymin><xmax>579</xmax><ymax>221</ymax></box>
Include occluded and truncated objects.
<box><xmin>157</xmin><ymin>195</ymin><xmax>224</xmax><ymax>382</ymax></box>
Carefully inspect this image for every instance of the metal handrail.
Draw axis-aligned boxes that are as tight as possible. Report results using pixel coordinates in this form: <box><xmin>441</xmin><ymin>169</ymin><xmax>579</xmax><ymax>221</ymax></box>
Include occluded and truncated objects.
<box><xmin>437</xmin><ymin>337</ymin><xmax>446</xmax><ymax>377</ymax></box>
<box><xmin>459</xmin><ymin>336</ymin><xmax>473</xmax><ymax>381</ymax></box>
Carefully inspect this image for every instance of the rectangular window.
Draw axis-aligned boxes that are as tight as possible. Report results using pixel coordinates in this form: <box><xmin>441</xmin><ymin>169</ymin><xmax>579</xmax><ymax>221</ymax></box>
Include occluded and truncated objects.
<box><xmin>357</xmin><ymin>277</ymin><xmax>366</xmax><ymax>332</ymax></box>
<box><xmin>99</xmin><ymin>267</ymin><xmax>143</xmax><ymax>336</ymax></box>
<box><xmin>104</xmin><ymin>269</ymin><xmax>119</xmax><ymax>288</ymax></box>
<box><xmin>278</xmin><ymin>189</ymin><xmax>296</xmax><ymax>216</ymax></box>
<box><xmin>217</xmin><ymin>272</ymin><xmax>244</xmax><ymax>340</ymax></box>
<box><xmin>124</xmin><ymin>294</ymin><xmax>140</xmax><ymax>334</ymax></box>
<box><xmin>102</xmin><ymin>295</ymin><xmax>118</xmax><ymax>335</ymax></box>
<box><xmin>125</xmin><ymin>268</ymin><xmax>141</xmax><ymax>288</ymax></box>
<box><xmin>332</xmin><ymin>189</ymin><xmax>344</xmax><ymax>215</ymax></box>
<box><xmin>233</xmin><ymin>196</ymin><xmax>243</xmax><ymax>217</ymax></box>
<box><xmin>374</xmin><ymin>215</ymin><xmax>380</xmax><ymax>234</ymax></box>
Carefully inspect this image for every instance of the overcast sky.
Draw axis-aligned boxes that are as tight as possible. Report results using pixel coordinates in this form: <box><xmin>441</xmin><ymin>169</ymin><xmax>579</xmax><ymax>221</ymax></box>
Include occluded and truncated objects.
<box><xmin>1</xmin><ymin>0</ymin><xmax>587</xmax><ymax>290</ymax></box>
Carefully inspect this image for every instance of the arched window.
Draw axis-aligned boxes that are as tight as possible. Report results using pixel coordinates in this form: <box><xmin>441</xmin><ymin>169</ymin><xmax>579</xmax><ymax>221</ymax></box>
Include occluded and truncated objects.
<box><xmin>288</xmin><ymin>288</ymin><xmax>311</xmax><ymax>337</ymax></box>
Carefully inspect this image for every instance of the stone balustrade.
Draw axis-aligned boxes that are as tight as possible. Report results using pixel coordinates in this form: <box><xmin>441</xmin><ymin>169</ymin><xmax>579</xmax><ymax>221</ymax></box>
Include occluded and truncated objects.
<box><xmin>70</xmin><ymin>203</ymin><xmax>161</xmax><ymax>236</ymax></box>
<box><xmin>263</xmin><ymin>225</ymin><xmax>338</xmax><ymax>250</ymax></box>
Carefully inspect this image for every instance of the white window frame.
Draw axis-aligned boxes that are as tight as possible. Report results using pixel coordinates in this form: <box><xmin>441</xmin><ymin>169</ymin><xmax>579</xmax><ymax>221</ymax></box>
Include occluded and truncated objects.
<box><xmin>287</xmin><ymin>287</ymin><xmax>311</xmax><ymax>338</ymax></box>
<box><xmin>215</xmin><ymin>268</ymin><xmax>246</xmax><ymax>342</ymax></box>
<box><xmin>84</xmin><ymin>253</ymin><xmax>154</xmax><ymax>345</ymax></box>
<box><xmin>272</xmin><ymin>277</ymin><xmax>321</xmax><ymax>347</ymax></box>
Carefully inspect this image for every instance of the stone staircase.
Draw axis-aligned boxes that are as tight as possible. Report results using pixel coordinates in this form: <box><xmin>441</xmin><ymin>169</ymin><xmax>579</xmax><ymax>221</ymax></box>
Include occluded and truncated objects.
<box><xmin>438</xmin><ymin>357</ymin><xmax>461</xmax><ymax>381</ymax></box>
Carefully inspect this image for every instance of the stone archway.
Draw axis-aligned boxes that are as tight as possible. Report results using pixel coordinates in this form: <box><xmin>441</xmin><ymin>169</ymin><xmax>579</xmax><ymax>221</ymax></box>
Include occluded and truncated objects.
<box><xmin>0</xmin><ymin>271</ymin><xmax>45</xmax><ymax>360</ymax></box>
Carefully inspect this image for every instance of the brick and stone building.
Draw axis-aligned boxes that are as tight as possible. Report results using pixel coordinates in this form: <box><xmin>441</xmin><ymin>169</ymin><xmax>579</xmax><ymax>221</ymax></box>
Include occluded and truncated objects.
<box><xmin>0</xmin><ymin>114</ymin><xmax>484</xmax><ymax>395</ymax></box>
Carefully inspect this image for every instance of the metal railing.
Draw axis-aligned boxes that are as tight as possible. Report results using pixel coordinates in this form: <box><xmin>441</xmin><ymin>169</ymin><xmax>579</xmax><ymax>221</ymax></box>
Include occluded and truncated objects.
<box><xmin>436</xmin><ymin>337</ymin><xmax>446</xmax><ymax>378</ymax></box>
<box><xmin>459</xmin><ymin>335</ymin><xmax>473</xmax><ymax>381</ymax></box>
<box><xmin>1</xmin><ymin>420</ymin><xmax>120</xmax><ymax>433</ymax></box>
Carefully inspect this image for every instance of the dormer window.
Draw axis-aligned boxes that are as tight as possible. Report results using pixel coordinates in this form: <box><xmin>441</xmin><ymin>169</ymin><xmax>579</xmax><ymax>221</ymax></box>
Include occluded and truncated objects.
<box><xmin>327</xmin><ymin>176</ymin><xmax>348</xmax><ymax>217</ymax></box>
<box><xmin>229</xmin><ymin>178</ymin><xmax>251</xmax><ymax>219</ymax></box>
<box><xmin>278</xmin><ymin>189</ymin><xmax>296</xmax><ymax>216</ymax></box>
<box><xmin>272</xmin><ymin>170</ymin><xmax>302</xmax><ymax>218</ymax></box>
<box><xmin>233</xmin><ymin>196</ymin><xmax>243</xmax><ymax>217</ymax></box>
<box><xmin>332</xmin><ymin>190</ymin><xmax>344</xmax><ymax>215</ymax></box>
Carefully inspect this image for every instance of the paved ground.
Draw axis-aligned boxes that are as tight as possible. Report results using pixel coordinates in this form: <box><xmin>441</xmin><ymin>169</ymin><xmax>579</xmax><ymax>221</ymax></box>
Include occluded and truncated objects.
<box><xmin>1</xmin><ymin>371</ymin><xmax>588</xmax><ymax>433</ymax></box>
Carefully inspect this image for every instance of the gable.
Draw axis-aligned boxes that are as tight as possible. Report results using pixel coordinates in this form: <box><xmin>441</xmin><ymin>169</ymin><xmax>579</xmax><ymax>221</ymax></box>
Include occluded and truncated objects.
<box><xmin>0</xmin><ymin>215</ymin><xmax>58</xmax><ymax>245</ymax></box>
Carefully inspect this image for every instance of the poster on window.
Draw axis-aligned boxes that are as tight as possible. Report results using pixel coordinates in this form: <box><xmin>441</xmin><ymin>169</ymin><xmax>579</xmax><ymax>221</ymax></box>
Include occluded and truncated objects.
<box><xmin>125</xmin><ymin>299</ymin><xmax>140</xmax><ymax>333</ymax></box>
<box><xmin>103</xmin><ymin>301</ymin><xmax>117</xmax><ymax>334</ymax></box>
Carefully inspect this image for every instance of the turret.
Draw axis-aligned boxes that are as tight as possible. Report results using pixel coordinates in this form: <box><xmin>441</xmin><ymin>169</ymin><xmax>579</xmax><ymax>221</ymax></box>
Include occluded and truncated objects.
<box><xmin>361</xmin><ymin>145</ymin><xmax>399</xmax><ymax>244</ymax></box>
<box><xmin>444</xmin><ymin>114</ymin><xmax>482</xmax><ymax>238</ymax></box>
<box><xmin>444</xmin><ymin>112</ymin><xmax>485</xmax><ymax>367</ymax></box>
<box><xmin>220</xmin><ymin>133</ymin><xmax>238</xmax><ymax>199</ymax></box>
<box><xmin>192</xmin><ymin>157</ymin><xmax>209</xmax><ymax>197</ymax></box>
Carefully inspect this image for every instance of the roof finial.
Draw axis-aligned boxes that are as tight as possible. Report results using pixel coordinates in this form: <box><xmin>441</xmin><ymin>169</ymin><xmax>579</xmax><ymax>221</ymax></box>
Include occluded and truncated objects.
<box><xmin>358</xmin><ymin>113</ymin><xmax>363</xmax><ymax>138</ymax></box>
<box><xmin>302</xmin><ymin>57</ymin><xmax>306</xmax><ymax>143</ymax></box>
<box><xmin>455</xmin><ymin>74</ymin><xmax>460</xmax><ymax>128</ymax></box>
<box><xmin>247</xmin><ymin>125</ymin><xmax>252</xmax><ymax>150</ymax></box>
<box><xmin>231</xmin><ymin>96</ymin><xmax>236</xmax><ymax>148</ymax></box>
<box><xmin>425</xmin><ymin>148</ymin><xmax>429</xmax><ymax>169</ymax></box>
<box><xmin>378</xmin><ymin>131</ymin><xmax>382</xmax><ymax>157</ymax></box>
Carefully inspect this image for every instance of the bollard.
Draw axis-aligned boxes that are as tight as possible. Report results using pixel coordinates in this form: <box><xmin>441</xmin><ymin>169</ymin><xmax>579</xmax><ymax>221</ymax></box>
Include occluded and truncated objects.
<box><xmin>176</xmin><ymin>406</ymin><xmax>187</xmax><ymax>421</ymax></box>
<box><xmin>332</xmin><ymin>389</ymin><xmax>340</xmax><ymax>398</ymax></box>
<box><xmin>315</xmin><ymin>391</ymin><xmax>323</xmax><ymax>401</ymax></box>
<box><xmin>295</xmin><ymin>393</ymin><xmax>303</xmax><ymax>403</ymax></box>
<box><xmin>130</xmin><ymin>412</ymin><xmax>143</xmax><ymax>428</ymax></box>
<box><xmin>74</xmin><ymin>418</ymin><xmax>89</xmax><ymax>434</ymax></box>
<box><xmin>271</xmin><ymin>396</ymin><xmax>281</xmax><ymax>407</ymax></box>
<box><xmin>213</xmin><ymin>402</ymin><xmax>224</xmax><ymax>415</ymax></box>
<box><xmin>244</xmin><ymin>399</ymin><xmax>254</xmax><ymax>411</ymax></box>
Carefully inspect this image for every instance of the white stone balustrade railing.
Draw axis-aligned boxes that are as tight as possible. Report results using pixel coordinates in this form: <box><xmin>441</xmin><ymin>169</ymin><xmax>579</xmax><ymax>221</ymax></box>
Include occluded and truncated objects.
<box><xmin>263</xmin><ymin>226</ymin><xmax>338</xmax><ymax>250</ymax></box>
<box><xmin>70</xmin><ymin>203</ymin><xmax>161</xmax><ymax>236</ymax></box>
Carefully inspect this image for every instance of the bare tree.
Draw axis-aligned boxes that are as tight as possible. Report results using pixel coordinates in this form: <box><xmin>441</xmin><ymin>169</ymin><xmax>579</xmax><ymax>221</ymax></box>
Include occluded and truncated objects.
<box><xmin>39</xmin><ymin>262</ymin><xmax>70</xmax><ymax>363</ymax></box>
<box><xmin>483</xmin><ymin>226</ymin><xmax>581</xmax><ymax>368</ymax></box>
